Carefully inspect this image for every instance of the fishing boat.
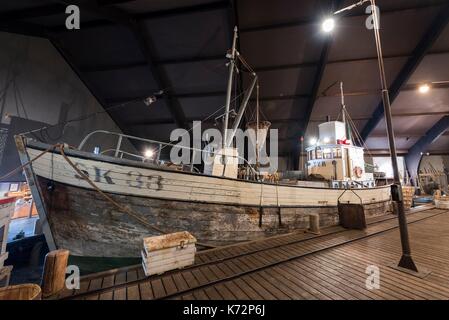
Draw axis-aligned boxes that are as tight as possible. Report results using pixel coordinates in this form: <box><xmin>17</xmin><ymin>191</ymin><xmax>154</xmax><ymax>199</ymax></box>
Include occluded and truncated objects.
<box><xmin>14</xmin><ymin>29</ymin><xmax>391</xmax><ymax>258</ymax></box>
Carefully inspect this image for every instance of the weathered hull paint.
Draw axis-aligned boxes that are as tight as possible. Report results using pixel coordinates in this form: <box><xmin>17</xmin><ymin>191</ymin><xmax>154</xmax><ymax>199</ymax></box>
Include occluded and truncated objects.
<box><xmin>36</xmin><ymin>177</ymin><xmax>391</xmax><ymax>257</ymax></box>
<box><xmin>16</xmin><ymin>138</ymin><xmax>392</xmax><ymax>257</ymax></box>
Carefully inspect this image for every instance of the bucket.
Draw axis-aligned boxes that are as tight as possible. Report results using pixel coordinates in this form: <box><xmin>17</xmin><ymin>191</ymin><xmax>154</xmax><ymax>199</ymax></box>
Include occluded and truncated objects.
<box><xmin>0</xmin><ymin>284</ymin><xmax>42</xmax><ymax>300</ymax></box>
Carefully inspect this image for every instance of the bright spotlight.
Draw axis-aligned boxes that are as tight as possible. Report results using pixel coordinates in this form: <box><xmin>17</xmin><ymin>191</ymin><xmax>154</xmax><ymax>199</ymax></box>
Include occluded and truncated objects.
<box><xmin>418</xmin><ymin>84</ymin><xmax>430</xmax><ymax>94</ymax></box>
<box><xmin>323</xmin><ymin>137</ymin><xmax>330</xmax><ymax>144</ymax></box>
<box><xmin>144</xmin><ymin>149</ymin><xmax>154</xmax><ymax>158</ymax></box>
<box><xmin>310</xmin><ymin>138</ymin><xmax>317</xmax><ymax>145</ymax></box>
<box><xmin>322</xmin><ymin>18</ymin><xmax>335</xmax><ymax>33</ymax></box>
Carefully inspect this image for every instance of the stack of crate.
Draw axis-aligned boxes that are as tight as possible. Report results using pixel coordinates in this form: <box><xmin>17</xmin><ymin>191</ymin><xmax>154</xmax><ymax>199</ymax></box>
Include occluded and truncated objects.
<box><xmin>402</xmin><ymin>186</ymin><xmax>415</xmax><ymax>210</ymax></box>
<box><xmin>141</xmin><ymin>231</ymin><xmax>196</xmax><ymax>277</ymax></box>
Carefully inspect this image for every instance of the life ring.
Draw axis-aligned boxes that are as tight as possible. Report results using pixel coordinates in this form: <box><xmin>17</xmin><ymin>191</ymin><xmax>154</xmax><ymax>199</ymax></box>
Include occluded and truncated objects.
<box><xmin>353</xmin><ymin>166</ymin><xmax>363</xmax><ymax>178</ymax></box>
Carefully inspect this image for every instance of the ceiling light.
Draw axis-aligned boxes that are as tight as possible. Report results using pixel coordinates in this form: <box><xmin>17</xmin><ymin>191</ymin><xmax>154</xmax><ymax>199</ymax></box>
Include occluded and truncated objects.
<box><xmin>144</xmin><ymin>149</ymin><xmax>154</xmax><ymax>158</ymax></box>
<box><xmin>322</xmin><ymin>18</ymin><xmax>335</xmax><ymax>33</ymax></box>
<box><xmin>418</xmin><ymin>84</ymin><xmax>430</xmax><ymax>94</ymax></box>
<box><xmin>310</xmin><ymin>138</ymin><xmax>317</xmax><ymax>145</ymax></box>
<box><xmin>143</xmin><ymin>96</ymin><xmax>157</xmax><ymax>106</ymax></box>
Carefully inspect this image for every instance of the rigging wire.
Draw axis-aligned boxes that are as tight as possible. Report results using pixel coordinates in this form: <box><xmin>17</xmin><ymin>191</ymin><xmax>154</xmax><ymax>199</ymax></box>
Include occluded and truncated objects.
<box><xmin>157</xmin><ymin>81</ymin><xmax>249</xmax><ymax>153</ymax></box>
<box><xmin>344</xmin><ymin>107</ymin><xmax>378</xmax><ymax>160</ymax></box>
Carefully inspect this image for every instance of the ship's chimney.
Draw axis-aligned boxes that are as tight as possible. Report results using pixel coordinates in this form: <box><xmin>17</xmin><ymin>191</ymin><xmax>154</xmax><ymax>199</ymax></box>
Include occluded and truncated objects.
<box><xmin>326</xmin><ymin>115</ymin><xmax>331</xmax><ymax>122</ymax></box>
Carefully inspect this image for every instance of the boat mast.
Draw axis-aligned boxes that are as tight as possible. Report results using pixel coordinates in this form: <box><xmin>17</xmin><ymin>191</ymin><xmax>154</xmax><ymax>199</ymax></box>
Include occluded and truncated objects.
<box><xmin>256</xmin><ymin>84</ymin><xmax>260</xmax><ymax>168</ymax></box>
<box><xmin>340</xmin><ymin>81</ymin><xmax>346</xmax><ymax>126</ymax></box>
<box><xmin>226</xmin><ymin>74</ymin><xmax>258</xmax><ymax>147</ymax></box>
<box><xmin>223</xmin><ymin>26</ymin><xmax>238</xmax><ymax>150</ymax></box>
<box><xmin>340</xmin><ymin>82</ymin><xmax>351</xmax><ymax>141</ymax></box>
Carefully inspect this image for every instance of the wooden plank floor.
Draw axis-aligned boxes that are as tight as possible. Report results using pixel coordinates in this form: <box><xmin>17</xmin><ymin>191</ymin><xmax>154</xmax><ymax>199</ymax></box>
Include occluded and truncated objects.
<box><xmin>56</xmin><ymin>206</ymin><xmax>449</xmax><ymax>300</ymax></box>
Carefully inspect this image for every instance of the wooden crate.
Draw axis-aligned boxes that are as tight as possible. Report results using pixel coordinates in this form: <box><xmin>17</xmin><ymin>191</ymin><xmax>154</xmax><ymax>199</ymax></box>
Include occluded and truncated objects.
<box><xmin>402</xmin><ymin>186</ymin><xmax>415</xmax><ymax>210</ymax></box>
<box><xmin>141</xmin><ymin>231</ymin><xmax>196</xmax><ymax>277</ymax></box>
<box><xmin>435</xmin><ymin>198</ymin><xmax>449</xmax><ymax>209</ymax></box>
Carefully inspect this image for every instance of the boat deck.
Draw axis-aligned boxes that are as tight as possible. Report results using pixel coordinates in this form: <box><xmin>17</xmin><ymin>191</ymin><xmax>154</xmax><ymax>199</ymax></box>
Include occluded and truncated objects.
<box><xmin>54</xmin><ymin>205</ymin><xmax>449</xmax><ymax>300</ymax></box>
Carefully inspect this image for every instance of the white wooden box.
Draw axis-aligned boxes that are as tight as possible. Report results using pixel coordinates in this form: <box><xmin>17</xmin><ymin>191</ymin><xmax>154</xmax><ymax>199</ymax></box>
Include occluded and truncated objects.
<box><xmin>203</xmin><ymin>147</ymin><xmax>239</xmax><ymax>179</ymax></box>
<box><xmin>142</xmin><ymin>231</ymin><xmax>196</xmax><ymax>277</ymax></box>
<box><xmin>435</xmin><ymin>198</ymin><xmax>449</xmax><ymax>209</ymax></box>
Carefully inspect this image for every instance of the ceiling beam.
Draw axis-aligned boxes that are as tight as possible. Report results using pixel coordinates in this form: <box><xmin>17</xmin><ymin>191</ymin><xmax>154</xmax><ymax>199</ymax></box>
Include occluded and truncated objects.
<box><xmin>79</xmin><ymin>54</ymin><xmax>225</xmax><ymax>73</ymax></box>
<box><xmin>0</xmin><ymin>4</ymin><xmax>66</xmax><ymax>22</ymax></box>
<box><xmin>311</xmin><ymin>111</ymin><xmax>449</xmax><ymax>122</ymax></box>
<box><xmin>125</xmin><ymin>119</ymin><xmax>176</xmax><ymax>126</ymax></box>
<box><xmin>320</xmin><ymin>81</ymin><xmax>449</xmax><ymax>97</ymax></box>
<box><xmin>405</xmin><ymin>116</ymin><xmax>449</xmax><ymax>181</ymax></box>
<box><xmin>106</xmin><ymin>91</ymin><xmax>313</xmax><ymax>104</ymax></box>
<box><xmin>256</xmin><ymin>94</ymin><xmax>311</xmax><ymax>102</ymax></box>
<box><xmin>155</xmin><ymin>54</ymin><xmax>225</xmax><ymax>65</ymax></box>
<box><xmin>0</xmin><ymin>21</ymin><xmax>49</xmax><ymax>38</ymax></box>
<box><xmin>239</xmin><ymin>1</ymin><xmax>449</xmax><ymax>33</ymax></box>
<box><xmin>253</xmin><ymin>50</ymin><xmax>449</xmax><ymax>74</ymax></box>
<box><xmin>93</xmin><ymin>50</ymin><xmax>447</xmax><ymax>77</ymax></box>
<box><xmin>360</xmin><ymin>4</ymin><xmax>449</xmax><ymax>141</ymax></box>
<box><xmin>0</xmin><ymin>0</ymin><xmax>201</xmax><ymax>24</ymax></box>
<box><xmin>254</xmin><ymin>62</ymin><xmax>318</xmax><ymax>72</ymax></box>
<box><xmin>50</xmin><ymin>37</ymin><xmax>127</xmax><ymax>132</ymax></box>
<box><xmin>97</xmin><ymin>0</ymin><xmax>139</xmax><ymax>5</ymax></box>
<box><xmin>80</xmin><ymin>61</ymin><xmax>148</xmax><ymax>73</ymax></box>
<box><xmin>301</xmin><ymin>0</ymin><xmax>343</xmax><ymax>136</ymax></box>
<box><xmin>135</xmin><ymin>1</ymin><xmax>229</xmax><ymax>20</ymax></box>
<box><xmin>290</xmin><ymin>0</ymin><xmax>344</xmax><ymax>169</ymax></box>
<box><xmin>227</xmin><ymin>0</ymin><xmax>246</xmax><ymax>131</ymax></box>
<box><xmin>175</xmin><ymin>91</ymin><xmax>226</xmax><ymax>99</ymax></box>
<box><xmin>54</xmin><ymin>0</ymin><xmax>188</xmax><ymax>129</ymax></box>
<box><xmin>105</xmin><ymin>91</ymin><xmax>227</xmax><ymax>105</ymax></box>
<box><xmin>77</xmin><ymin>49</ymin><xmax>449</xmax><ymax>76</ymax></box>
<box><xmin>48</xmin><ymin>1</ymin><xmax>230</xmax><ymax>32</ymax></box>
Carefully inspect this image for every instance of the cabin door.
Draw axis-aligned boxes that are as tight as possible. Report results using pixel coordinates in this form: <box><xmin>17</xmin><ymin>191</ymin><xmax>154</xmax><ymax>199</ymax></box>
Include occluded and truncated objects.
<box><xmin>345</xmin><ymin>148</ymin><xmax>351</xmax><ymax>178</ymax></box>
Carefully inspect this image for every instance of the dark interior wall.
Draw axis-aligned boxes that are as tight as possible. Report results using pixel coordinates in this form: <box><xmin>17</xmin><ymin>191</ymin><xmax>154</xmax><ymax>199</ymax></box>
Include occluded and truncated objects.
<box><xmin>0</xmin><ymin>32</ymin><xmax>133</xmax><ymax>181</ymax></box>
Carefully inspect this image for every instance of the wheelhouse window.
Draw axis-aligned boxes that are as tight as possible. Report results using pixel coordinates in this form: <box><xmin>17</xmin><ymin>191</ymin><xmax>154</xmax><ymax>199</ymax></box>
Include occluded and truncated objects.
<box><xmin>309</xmin><ymin>149</ymin><xmax>316</xmax><ymax>160</ymax></box>
<box><xmin>333</xmin><ymin>147</ymin><xmax>342</xmax><ymax>158</ymax></box>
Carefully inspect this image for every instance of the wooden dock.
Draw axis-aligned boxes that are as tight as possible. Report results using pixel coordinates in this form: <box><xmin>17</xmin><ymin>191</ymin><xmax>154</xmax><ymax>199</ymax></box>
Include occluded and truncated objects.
<box><xmin>54</xmin><ymin>206</ymin><xmax>449</xmax><ymax>300</ymax></box>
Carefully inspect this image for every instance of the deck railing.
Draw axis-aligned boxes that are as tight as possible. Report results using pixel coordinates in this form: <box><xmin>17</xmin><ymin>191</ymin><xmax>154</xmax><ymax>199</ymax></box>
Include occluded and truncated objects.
<box><xmin>78</xmin><ymin>130</ymin><xmax>258</xmax><ymax>175</ymax></box>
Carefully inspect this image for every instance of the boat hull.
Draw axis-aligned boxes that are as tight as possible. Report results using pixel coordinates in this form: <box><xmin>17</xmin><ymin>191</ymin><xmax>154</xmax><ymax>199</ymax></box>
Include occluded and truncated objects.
<box><xmin>36</xmin><ymin>177</ymin><xmax>390</xmax><ymax>257</ymax></box>
<box><xmin>16</xmin><ymin>138</ymin><xmax>392</xmax><ymax>258</ymax></box>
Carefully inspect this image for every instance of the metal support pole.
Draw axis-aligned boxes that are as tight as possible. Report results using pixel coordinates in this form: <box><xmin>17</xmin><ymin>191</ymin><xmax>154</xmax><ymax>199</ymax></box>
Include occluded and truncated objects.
<box><xmin>226</xmin><ymin>74</ymin><xmax>257</xmax><ymax>147</ymax></box>
<box><xmin>157</xmin><ymin>143</ymin><xmax>162</xmax><ymax>163</ymax></box>
<box><xmin>371</xmin><ymin>0</ymin><xmax>418</xmax><ymax>271</ymax></box>
<box><xmin>191</xmin><ymin>149</ymin><xmax>195</xmax><ymax>172</ymax></box>
<box><xmin>114</xmin><ymin>135</ymin><xmax>123</xmax><ymax>158</ymax></box>
<box><xmin>223</xmin><ymin>26</ymin><xmax>238</xmax><ymax>150</ymax></box>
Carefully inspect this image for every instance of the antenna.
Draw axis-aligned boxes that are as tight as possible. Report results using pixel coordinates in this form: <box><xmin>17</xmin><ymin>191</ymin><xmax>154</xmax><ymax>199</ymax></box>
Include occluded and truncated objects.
<box><xmin>340</xmin><ymin>81</ymin><xmax>346</xmax><ymax>125</ymax></box>
<box><xmin>340</xmin><ymin>82</ymin><xmax>352</xmax><ymax>142</ymax></box>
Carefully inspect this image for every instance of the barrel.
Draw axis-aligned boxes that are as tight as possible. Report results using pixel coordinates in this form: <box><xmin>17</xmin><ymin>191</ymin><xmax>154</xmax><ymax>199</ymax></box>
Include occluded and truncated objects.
<box><xmin>0</xmin><ymin>284</ymin><xmax>42</xmax><ymax>300</ymax></box>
